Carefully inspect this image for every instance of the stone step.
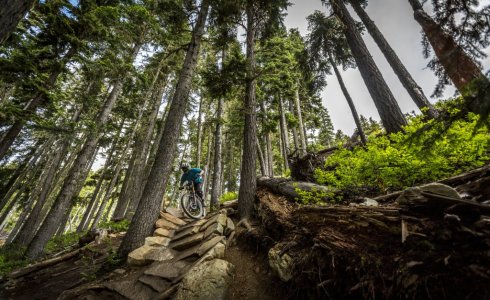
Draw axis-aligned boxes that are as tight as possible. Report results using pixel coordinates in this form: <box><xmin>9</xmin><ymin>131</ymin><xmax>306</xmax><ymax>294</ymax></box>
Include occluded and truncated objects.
<box><xmin>155</xmin><ymin>218</ymin><xmax>178</xmax><ymax>230</ymax></box>
<box><xmin>170</xmin><ymin>232</ymin><xmax>205</xmax><ymax>251</ymax></box>
<box><xmin>175</xmin><ymin>218</ymin><xmax>207</xmax><ymax>233</ymax></box>
<box><xmin>160</xmin><ymin>211</ymin><xmax>187</xmax><ymax>226</ymax></box>
<box><xmin>171</xmin><ymin>225</ymin><xmax>201</xmax><ymax>242</ymax></box>
<box><xmin>138</xmin><ymin>274</ymin><xmax>171</xmax><ymax>293</ymax></box>
<box><xmin>144</xmin><ymin>261</ymin><xmax>189</xmax><ymax>280</ymax></box>
<box><xmin>153</xmin><ymin>228</ymin><xmax>174</xmax><ymax>238</ymax></box>
<box><xmin>105</xmin><ymin>273</ymin><xmax>158</xmax><ymax>300</ymax></box>
<box><xmin>173</xmin><ymin>235</ymin><xmax>225</xmax><ymax>262</ymax></box>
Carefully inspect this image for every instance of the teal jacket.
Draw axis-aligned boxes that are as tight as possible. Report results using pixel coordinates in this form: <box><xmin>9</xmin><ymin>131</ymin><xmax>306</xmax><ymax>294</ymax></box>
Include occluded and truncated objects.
<box><xmin>180</xmin><ymin>168</ymin><xmax>203</xmax><ymax>185</ymax></box>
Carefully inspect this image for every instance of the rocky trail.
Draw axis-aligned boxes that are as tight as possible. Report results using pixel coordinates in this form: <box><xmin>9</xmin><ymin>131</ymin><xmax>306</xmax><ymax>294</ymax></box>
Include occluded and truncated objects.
<box><xmin>0</xmin><ymin>165</ymin><xmax>489</xmax><ymax>299</ymax></box>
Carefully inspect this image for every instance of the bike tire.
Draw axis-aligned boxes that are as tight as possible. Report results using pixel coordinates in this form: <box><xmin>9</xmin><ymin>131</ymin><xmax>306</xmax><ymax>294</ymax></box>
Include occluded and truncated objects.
<box><xmin>180</xmin><ymin>193</ymin><xmax>203</xmax><ymax>219</ymax></box>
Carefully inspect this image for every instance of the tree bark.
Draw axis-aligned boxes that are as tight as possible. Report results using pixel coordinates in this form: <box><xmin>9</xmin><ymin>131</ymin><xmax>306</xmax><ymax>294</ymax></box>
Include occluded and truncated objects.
<box><xmin>294</xmin><ymin>85</ymin><xmax>307</xmax><ymax>156</ymax></box>
<box><xmin>117</xmin><ymin>0</ymin><xmax>210</xmax><ymax>257</ymax></box>
<box><xmin>278</xmin><ymin>96</ymin><xmax>289</xmax><ymax>171</ymax></box>
<box><xmin>0</xmin><ymin>0</ymin><xmax>35</xmax><ymax>44</ymax></box>
<box><xmin>408</xmin><ymin>0</ymin><xmax>489</xmax><ymax>115</ymax></box>
<box><xmin>238</xmin><ymin>2</ymin><xmax>258</xmax><ymax>220</ymax></box>
<box><xmin>289</xmin><ymin>99</ymin><xmax>300</xmax><ymax>153</ymax></box>
<box><xmin>329</xmin><ymin>53</ymin><xmax>368</xmax><ymax>145</ymax></box>
<box><xmin>351</xmin><ymin>1</ymin><xmax>437</xmax><ymax>118</ymax></box>
<box><xmin>329</xmin><ymin>0</ymin><xmax>407</xmax><ymax>133</ymax></box>
<box><xmin>210</xmin><ymin>80</ymin><xmax>224</xmax><ymax>210</ymax></box>
<box><xmin>195</xmin><ymin>95</ymin><xmax>203</xmax><ymax>167</ymax></box>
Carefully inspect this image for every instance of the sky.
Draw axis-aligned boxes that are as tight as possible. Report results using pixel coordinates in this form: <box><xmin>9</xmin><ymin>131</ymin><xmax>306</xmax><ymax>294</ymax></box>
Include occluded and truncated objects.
<box><xmin>284</xmin><ymin>0</ymin><xmax>490</xmax><ymax>135</ymax></box>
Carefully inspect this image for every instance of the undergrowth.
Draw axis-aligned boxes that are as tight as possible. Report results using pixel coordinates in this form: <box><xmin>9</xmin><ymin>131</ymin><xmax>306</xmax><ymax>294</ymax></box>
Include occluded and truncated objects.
<box><xmin>312</xmin><ymin>106</ymin><xmax>489</xmax><ymax>202</ymax></box>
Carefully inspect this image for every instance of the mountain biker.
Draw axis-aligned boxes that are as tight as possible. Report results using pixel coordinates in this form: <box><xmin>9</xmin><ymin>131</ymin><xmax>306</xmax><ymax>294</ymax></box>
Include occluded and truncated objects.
<box><xmin>179</xmin><ymin>163</ymin><xmax>204</xmax><ymax>201</ymax></box>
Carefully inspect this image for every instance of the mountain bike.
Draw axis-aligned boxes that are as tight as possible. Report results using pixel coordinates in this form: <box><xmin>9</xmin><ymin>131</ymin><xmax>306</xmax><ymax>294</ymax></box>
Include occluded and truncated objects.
<box><xmin>180</xmin><ymin>182</ymin><xmax>205</xmax><ymax>219</ymax></box>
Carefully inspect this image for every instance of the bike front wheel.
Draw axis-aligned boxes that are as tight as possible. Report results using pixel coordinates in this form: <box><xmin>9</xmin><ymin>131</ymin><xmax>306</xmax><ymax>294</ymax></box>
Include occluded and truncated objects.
<box><xmin>180</xmin><ymin>193</ymin><xmax>203</xmax><ymax>219</ymax></box>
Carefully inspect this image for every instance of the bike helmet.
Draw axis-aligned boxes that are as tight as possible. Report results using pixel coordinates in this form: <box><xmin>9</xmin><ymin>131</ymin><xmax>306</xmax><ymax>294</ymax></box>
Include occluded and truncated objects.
<box><xmin>180</xmin><ymin>162</ymin><xmax>190</xmax><ymax>171</ymax></box>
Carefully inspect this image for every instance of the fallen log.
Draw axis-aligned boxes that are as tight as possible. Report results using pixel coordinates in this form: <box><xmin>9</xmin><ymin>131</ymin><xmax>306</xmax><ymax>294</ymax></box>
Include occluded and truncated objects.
<box><xmin>256</xmin><ymin>177</ymin><xmax>337</xmax><ymax>202</ymax></box>
<box><xmin>250</xmin><ymin>177</ymin><xmax>490</xmax><ymax>299</ymax></box>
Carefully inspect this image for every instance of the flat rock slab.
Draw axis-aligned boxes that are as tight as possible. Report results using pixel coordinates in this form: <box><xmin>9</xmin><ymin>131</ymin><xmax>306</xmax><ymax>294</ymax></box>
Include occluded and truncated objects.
<box><xmin>154</xmin><ymin>228</ymin><xmax>174</xmax><ymax>238</ymax></box>
<box><xmin>145</xmin><ymin>236</ymin><xmax>171</xmax><ymax>247</ymax></box>
<box><xmin>144</xmin><ymin>261</ymin><xmax>189</xmax><ymax>280</ymax></box>
<box><xmin>138</xmin><ymin>274</ymin><xmax>171</xmax><ymax>293</ymax></box>
<box><xmin>128</xmin><ymin>245</ymin><xmax>158</xmax><ymax>266</ymax></box>
<box><xmin>171</xmin><ymin>232</ymin><xmax>205</xmax><ymax>251</ymax></box>
<box><xmin>173</xmin><ymin>235</ymin><xmax>224</xmax><ymax>262</ymax></box>
<box><xmin>160</xmin><ymin>212</ymin><xmax>186</xmax><ymax>226</ymax></box>
<box><xmin>105</xmin><ymin>273</ymin><xmax>158</xmax><ymax>300</ymax></box>
<box><xmin>172</xmin><ymin>225</ymin><xmax>201</xmax><ymax>242</ymax></box>
<box><xmin>164</xmin><ymin>207</ymin><xmax>184</xmax><ymax>219</ymax></box>
<box><xmin>144</xmin><ymin>248</ymin><xmax>177</xmax><ymax>263</ymax></box>
<box><xmin>155</xmin><ymin>218</ymin><xmax>178</xmax><ymax>230</ymax></box>
<box><xmin>176</xmin><ymin>219</ymin><xmax>207</xmax><ymax>233</ymax></box>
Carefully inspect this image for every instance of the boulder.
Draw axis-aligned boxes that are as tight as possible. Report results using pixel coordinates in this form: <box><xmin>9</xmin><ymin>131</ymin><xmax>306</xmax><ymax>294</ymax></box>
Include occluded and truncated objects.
<box><xmin>224</xmin><ymin>217</ymin><xmax>235</xmax><ymax>236</ymax></box>
<box><xmin>173</xmin><ymin>259</ymin><xmax>235</xmax><ymax>300</ymax></box>
<box><xmin>268</xmin><ymin>246</ymin><xmax>294</xmax><ymax>282</ymax></box>
<box><xmin>359</xmin><ymin>198</ymin><xmax>379</xmax><ymax>207</ymax></box>
<box><xmin>201</xmin><ymin>241</ymin><xmax>226</xmax><ymax>261</ymax></box>
<box><xmin>397</xmin><ymin>183</ymin><xmax>462</xmax><ymax>207</ymax></box>
<box><xmin>203</xmin><ymin>222</ymin><xmax>224</xmax><ymax>239</ymax></box>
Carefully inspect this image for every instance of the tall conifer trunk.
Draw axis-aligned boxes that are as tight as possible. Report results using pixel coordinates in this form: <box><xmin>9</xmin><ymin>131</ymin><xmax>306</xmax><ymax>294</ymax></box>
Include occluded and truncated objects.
<box><xmin>118</xmin><ymin>0</ymin><xmax>210</xmax><ymax>257</ymax></box>
<box><xmin>408</xmin><ymin>0</ymin><xmax>489</xmax><ymax>115</ymax></box>
<box><xmin>329</xmin><ymin>53</ymin><xmax>368</xmax><ymax>145</ymax></box>
<box><xmin>238</xmin><ymin>1</ymin><xmax>258</xmax><ymax>220</ymax></box>
<box><xmin>350</xmin><ymin>1</ymin><xmax>437</xmax><ymax>118</ymax></box>
<box><xmin>329</xmin><ymin>0</ymin><xmax>407</xmax><ymax>133</ymax></box>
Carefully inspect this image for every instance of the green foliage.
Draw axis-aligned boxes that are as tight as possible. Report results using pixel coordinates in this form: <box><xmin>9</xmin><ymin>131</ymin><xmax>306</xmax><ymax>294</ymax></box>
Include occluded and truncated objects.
<box><xmin>314</xmin><ymin>112</ymin><xmax>489</xmax><ymax>199</ymax></box>
<box><xmin>45</xmin><ymin>232</ymin><xmax>84</xmax><ymax>255</ymax></box>
<box><xmin>220</xmin><ymin>191</ymin><xmax>238</xmax><ymax>203</ymax></box>
<box><xmin>0</xmin><ymin>245</ymin><xmax>28</xmax><ymax>277</ymax></box>
<box><xmin>98</xmin><ymin>219</ymin><xmax>130</xmax><ymax>232</ymax></box>
<box><xmin>294</xmin><ymin>187</ymin><xmax>336</xmax><ymax>205</ymax></box>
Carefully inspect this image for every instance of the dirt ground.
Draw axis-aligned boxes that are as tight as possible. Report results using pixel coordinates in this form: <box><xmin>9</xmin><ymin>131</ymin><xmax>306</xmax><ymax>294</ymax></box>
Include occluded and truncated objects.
<box><xmin>224</xmin><ymin>235</ymin><xmax>292</xmax><ymax>300</ymax></box>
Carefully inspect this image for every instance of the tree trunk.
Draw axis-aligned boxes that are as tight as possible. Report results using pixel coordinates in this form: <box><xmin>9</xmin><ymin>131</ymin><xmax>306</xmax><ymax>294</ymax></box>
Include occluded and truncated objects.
<box><xmin>256</xmin><ymin>135</ymin><xmax>267</xmax><ymax>177</ymax></box>
<box><xmin>329</xmin><ymin>53</ymin><xmax>368</xmax><ymax>145</ymax></box>
<box><xmin>289</xmin><ymin>99</ymin><xmax>300</xmax><ymax>153</ymax></box>
<box><xmin>408</xmin><ymin>0</ymin><xmax>489</xmax><ymax>115</ymax></box>
<box><xmin>0</xmin><ymin>0</ymin><xmax>35</xmax><ymax>44</ymax></box>
<box><xmin>25</xmin><ymin>42</ymin><xmax>141</xmax><ymax>259</ymax></box>
<box><xmin>278</xmin><ymin>96</ymin><xmax>289</xmax><ymax>171</ymax></box>
<box><xmin>122</xmin><ymin>73</ymin><xmax>167</xmax><ymax>219</ymax></box>
<box><xmin>195</xmin><ymin>95</ymin><xmax>203</xmax><ymax>167</ymax></box>
<box><xmin>210</xmin><ymin>80</ymin><xmax>224</xmax><ymax>210</ymax></box>
<box><xmin>329</xmin><ymin>0</ymin><xmax>407</xmax><ymax>133</ymax></box>
<box><xmin>294</xmin><ymin>85</ymin><xmax>307</xmax><ymax>156</ymax></box>
<box><xmin>266</xmin><ymin>132</ymin><xmax>274</xmax><ymax>176</ymax></box>
<box><xmin>238</xmin><ymin>3</ymin><xmax>258</xmax><ymax>220</ymax></box>
<box><xmin>90</xmin><ymin>163</ymin><xmax>123</xmax><ymax>230</ymax></box>
<box><xmin>202</xmin><ymin>130</ymin><xmax>213</xmax><ymax>201</ymax></box>
<box><xmin>351</xmin><ymin>1</ymin><xmax>437</xmax><ymax>118</ymax></box>
<box><xmin>13</xmin><ymin>106</ymin><xmax>84</xmax><ymax>246</ymax></box>
<box><xmin>117</xmin><ymin>0</ymin><xmax>209</xmax><ymax>258</ymax></box>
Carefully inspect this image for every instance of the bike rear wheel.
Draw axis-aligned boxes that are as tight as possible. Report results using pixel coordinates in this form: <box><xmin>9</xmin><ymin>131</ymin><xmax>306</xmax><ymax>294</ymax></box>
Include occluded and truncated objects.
<box><xmin>180</xmin><ymin>193</ymin><xmax>203</xmax><ymax>219</ymax></box>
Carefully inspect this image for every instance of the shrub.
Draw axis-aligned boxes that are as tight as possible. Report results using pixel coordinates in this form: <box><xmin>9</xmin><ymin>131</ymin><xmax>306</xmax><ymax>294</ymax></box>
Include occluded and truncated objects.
<box><xmin>314</xmin><ymin>112</ymin><xmax>489</xmax><ymax>200</ymax></box>
<box><xmin>220</xmin><ymin>192</ymin><xmax>238</xmax><ymax>203</ymax></box>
